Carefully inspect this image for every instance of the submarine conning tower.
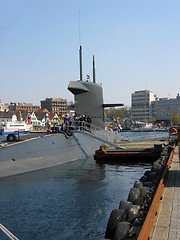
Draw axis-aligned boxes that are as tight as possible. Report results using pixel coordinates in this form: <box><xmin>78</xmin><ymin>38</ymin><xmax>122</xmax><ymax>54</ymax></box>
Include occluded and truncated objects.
<box><xmin>68</xmin><ymin>46</ymin><xmax>105</xmax><ymax>129</ymax></box>
<box><xmin>68</xmin><ymin>46</ymin><xmax>124</xmax><ymax>129</ymax></box>
<box><xmin>68</xmin><ymin>80</ymin><xmax>105</xmax><ymax>129</ymax></box>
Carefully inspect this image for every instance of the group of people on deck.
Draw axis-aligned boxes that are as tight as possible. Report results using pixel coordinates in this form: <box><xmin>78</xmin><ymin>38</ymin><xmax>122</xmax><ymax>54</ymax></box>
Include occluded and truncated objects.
<box><xmin>64</xmin><ymin>114</ymin><xmax>92</xmax><ymax>131</ymax></box>
<box><xmin>47</xmin><ymin>113</ymin><xmax>92</xmax><ymax>135</ymax></box>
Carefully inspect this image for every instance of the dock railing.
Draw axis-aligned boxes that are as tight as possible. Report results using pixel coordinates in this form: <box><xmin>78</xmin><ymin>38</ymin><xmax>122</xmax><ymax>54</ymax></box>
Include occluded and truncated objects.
<box><xmin>137</xmin><ymin>144</ymin><xmax>175</xmax><ymax>240</ymax></box>
<box><xmin>177</xmin><ymin>127</ymin><xmax>180</xmax><ymax>160</ymax></box>
<box><xmin>72</xmin><ymin>122</ymin><xmax>127</xmax><ymax>148</ymax></box>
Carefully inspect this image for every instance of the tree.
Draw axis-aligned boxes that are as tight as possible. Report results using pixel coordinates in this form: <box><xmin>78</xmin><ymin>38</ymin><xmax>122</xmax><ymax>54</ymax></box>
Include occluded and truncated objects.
<box><xmin>105</xmin><ymin>107</ymin><xmax>131</xmax><ymax>121</ymax></box>
<box><xmin>171</xmin><ymin>115</ymin><xmax>180</xmax><ymax>126</ymax></box>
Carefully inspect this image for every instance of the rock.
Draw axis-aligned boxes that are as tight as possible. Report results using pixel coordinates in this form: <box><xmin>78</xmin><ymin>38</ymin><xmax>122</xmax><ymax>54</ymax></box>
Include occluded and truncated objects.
<box><xmin>133</xmin><ymin>180</ymin><xmax>143</xmax><ymax>188</ymax></box>
<box><xmin>127</xmin><ymin>188</ymin><xmax>141</xmax><ymax>203</ymax></box>
<box><xmin>119</xmin><ymin>200</ymin><xmax>133</xmax><ymax>210</ymax></box>
<box><xmin>127</xmin><ymin>205</ymin><xmax>141</xmax><ymax>223</ymax></box>
<box><xmin>105</xmin><ymin>209</ymin><xmax>126</xmax><ymax>239</ymax></box>
<box><xmin>113</xmin><ymin>222</ymin><xmax>130</xmax><ymax>240</ymax></box>
<box><xmin>140</xmin><ymin>175</ymin><xmax>148</xmax><ymax>182</ymax></box>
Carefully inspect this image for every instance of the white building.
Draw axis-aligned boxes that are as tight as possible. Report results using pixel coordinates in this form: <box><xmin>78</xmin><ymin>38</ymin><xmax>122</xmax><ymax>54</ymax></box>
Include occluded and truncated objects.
<box><xmin>0</xmin><ymin>100</ymin><xmax>9</xmax><ymax>112</ymax></box>
<box><xmin>131</xmin><ymin>90</ymin><xmax>159</xmax><ymax>121</ymax></box>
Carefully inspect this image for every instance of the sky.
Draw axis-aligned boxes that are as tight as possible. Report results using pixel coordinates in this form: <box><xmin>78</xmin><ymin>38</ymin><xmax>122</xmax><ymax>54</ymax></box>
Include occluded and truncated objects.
<box><xmin>0</xmin><ymin>0</ymin><xmax>180</xmax><ymax>107</ymax></box>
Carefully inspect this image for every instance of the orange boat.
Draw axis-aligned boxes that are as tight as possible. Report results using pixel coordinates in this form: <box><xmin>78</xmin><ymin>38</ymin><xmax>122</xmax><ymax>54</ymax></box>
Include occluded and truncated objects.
<box><xmin>168</xmin><ymin>126</ymin><xmax>178</xmax><ymax>144</ymax></box>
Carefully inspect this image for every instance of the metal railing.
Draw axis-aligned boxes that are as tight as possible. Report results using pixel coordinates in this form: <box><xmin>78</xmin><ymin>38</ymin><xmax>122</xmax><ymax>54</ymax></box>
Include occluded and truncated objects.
<box><xmin>0</xmin><ymin>224</ymin><xmax>19</xmax><ymax>240</ymax></box>
<box><xmin>137</xmin><ymin>144</ymin><xmax>175</xmax><ymax>240</ymax></box>
<box><xmin>72</xmin><ymin>122</ymin><xmax>127</xmax><ymax>147</ymax></box>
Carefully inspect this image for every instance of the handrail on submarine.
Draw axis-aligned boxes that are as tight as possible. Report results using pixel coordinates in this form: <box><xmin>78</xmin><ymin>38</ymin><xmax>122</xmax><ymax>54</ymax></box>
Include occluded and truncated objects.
<box><xmin>72</xmin><ymin>122</ymin><xmax>123</xmax><ymax>148</ymax></box>
<box><xmin>0</xmin><ymin>223</ymin><xmax>19</xmax><ymax>240</ymax></box>
<box><xmin>70</xmin><ymin>121</ymin><xmax>168</xmax><ymax>148</ymax></box>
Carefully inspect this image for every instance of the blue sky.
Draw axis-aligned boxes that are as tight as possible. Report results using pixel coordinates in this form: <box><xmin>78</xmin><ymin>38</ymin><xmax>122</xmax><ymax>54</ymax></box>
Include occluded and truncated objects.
<box><xmin>0</xmin><ymin>0</ymin><xmax>180</xmax><ymax>107</ymax></box>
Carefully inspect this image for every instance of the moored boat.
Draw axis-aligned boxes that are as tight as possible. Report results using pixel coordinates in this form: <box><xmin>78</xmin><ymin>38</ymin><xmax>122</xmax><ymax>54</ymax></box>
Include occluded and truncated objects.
<box><xmin>168</xmin><ymin>126</ymin><xmax>178</xmax><ymax>144</ymax></box>
<box><xmin>94</xmin><ymin>143</ymin><xmax>164</xmax><ymax>162</ymax></box>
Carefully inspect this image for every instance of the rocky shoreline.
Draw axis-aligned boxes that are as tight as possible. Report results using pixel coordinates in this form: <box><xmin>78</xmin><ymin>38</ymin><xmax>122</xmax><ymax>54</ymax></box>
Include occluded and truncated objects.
<box><xmin>104</xmin><ymin>140</ymin><xmax>175</xmax><ymax>240</ymax></box>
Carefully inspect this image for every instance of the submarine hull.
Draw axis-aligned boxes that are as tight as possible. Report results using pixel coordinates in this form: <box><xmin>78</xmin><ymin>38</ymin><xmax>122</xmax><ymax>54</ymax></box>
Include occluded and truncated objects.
<box><xmin>0</xmin><ymin>131</ymin><xmax>104</xmax><ymax>178</ymax></box>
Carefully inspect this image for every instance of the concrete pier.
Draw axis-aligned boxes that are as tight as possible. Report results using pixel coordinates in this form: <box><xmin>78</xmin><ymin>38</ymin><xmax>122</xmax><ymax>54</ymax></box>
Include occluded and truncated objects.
<box><xmin>150</xmin><ymin>146</ymin><xmax>180</xmax><ymax>239</ymax></box>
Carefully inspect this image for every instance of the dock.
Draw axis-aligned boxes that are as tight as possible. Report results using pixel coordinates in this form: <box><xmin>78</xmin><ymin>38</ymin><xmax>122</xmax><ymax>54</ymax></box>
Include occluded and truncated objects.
<box><xmin>150</xmin><ymin>146</ymin><xmax>180</xmax><ymax>239</ymax></box>
<box><xmin>117</xmin><ymin>139</ymin><xmax>167</xmax><ymax>149</ymax></box>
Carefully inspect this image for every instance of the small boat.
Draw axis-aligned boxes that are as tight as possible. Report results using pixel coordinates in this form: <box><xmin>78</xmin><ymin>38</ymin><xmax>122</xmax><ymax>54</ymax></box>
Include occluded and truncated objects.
<box><xmin>94</xmin><ymin>144</ymin><xmax>164</xmax><ymax>162</ymax></box>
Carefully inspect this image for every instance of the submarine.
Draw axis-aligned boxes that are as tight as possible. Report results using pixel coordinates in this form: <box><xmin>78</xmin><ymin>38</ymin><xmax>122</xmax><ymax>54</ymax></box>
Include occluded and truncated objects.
<box><xmin>0</xmin><ymin>46</ymin><xmax>124</xmax><ymax>178</ymax></box>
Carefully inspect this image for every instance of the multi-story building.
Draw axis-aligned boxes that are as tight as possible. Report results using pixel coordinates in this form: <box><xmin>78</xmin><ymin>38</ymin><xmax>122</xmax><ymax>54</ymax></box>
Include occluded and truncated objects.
<box><xmin>8</xmin><ymin>102</ymin><xmax>40</xmax><ymax>112</ymax></box>
<box><xmin>131</xmin><ymin>90</ymin><xmax>159</xmax><ymax>121</ymax></box>
<box><xmin>40</xmin><ymin>98</ymin><xmax>67</xmax><ymax>115</ymax></box>
<box><xmin>151</xmin><ymin>93</ymin><xmax>180</xmax><ymax>124</ymax></box>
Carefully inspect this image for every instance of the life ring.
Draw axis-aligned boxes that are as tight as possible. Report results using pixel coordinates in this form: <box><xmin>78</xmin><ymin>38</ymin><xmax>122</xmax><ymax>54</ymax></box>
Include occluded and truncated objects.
<box><xmin>169</xmin><ymin>127</ymin><xmax>177</xmax><ymax>135</ymax></box>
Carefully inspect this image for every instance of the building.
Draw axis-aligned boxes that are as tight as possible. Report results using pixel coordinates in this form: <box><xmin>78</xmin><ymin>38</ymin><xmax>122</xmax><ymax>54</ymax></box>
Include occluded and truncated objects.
<box><xmin>151</xmin><ymin>93</ymin><xmax>180</xmax><ymax>124</ymax></box>
<box><xmin>131</xmin><ymin>90</ymin><xmax>159</xmax><ymax>121</ymax></box>
<box><xmin>0</xmin><ymin>100</ymin><xmax>9</xmax><ymax>112</ymax></box>
<box><xmin>0</xmin><ymin>112</ymin><xmax>13</xmax><ymax>126</ymax></box>
<box><xmin>40</xmin><ymin>98</ymin><xmax>67</xmax><ymax>115</ymax></box>
<box><xmin>8</xmin><ymin>102</ymin><xmax>40</xmax><ymax>112</ymax></box>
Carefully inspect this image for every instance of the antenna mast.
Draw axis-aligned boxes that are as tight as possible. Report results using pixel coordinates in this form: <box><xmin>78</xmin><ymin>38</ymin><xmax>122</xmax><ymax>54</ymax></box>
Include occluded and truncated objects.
<box><xmin>93</xmin><ymin>55</ymin><xmax>96</xmax><ymax>83</ymax></box>
<box><xmin>79</xmin><ymin>46</ymin><xmax>83</xmax><ymax>81</ymax></box>
<box><xmin>78</xmin><ymin>11</ymin><xmax>81</xmax><ymax>46</ymax></box>
<box><xmin>78</xmin><ymin>12</ymin><xmax>83</xmax><ymax>81</ymax></box>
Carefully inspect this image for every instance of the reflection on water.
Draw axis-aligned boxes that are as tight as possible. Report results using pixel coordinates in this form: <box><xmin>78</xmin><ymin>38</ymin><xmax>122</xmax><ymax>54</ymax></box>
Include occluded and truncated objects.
<box><xmin>0</xmin><ymin>157</ymin><xmax>151</xmax><ymax>240</ymax></box>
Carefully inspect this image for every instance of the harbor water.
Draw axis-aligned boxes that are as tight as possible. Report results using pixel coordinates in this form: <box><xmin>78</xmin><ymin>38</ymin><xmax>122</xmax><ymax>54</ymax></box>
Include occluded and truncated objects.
<box><xmin>0</xmin><ymin>158</ymin><xmax>151</xmax><ymax>240</ymax></box>
<box><xmin>0</xmin><ymin>131</ymin><xmax>169</xmax><ymax>240</ymax></box>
